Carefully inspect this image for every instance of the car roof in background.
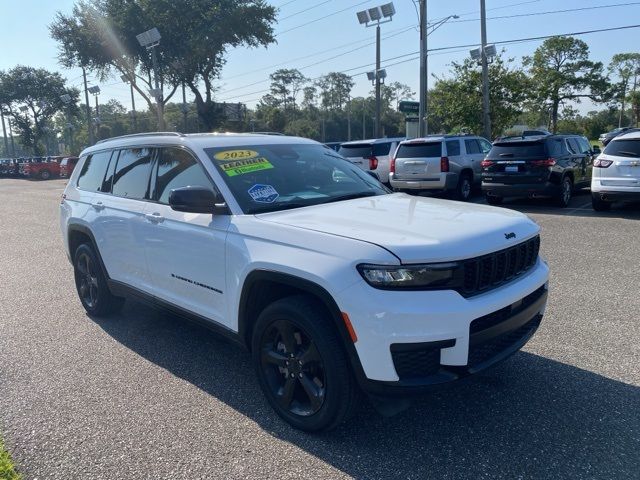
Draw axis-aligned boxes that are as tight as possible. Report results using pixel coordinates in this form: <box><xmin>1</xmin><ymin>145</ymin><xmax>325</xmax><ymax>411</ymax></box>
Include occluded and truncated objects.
<box><xmin>612</xmin><ymin>129</ymin><xmax>640</xmax><ymax>141</ymax></box>
<box><xmin>340</xmin><ymin>137</ymin><xmax>405</xmax><ymax>146</ymax></box>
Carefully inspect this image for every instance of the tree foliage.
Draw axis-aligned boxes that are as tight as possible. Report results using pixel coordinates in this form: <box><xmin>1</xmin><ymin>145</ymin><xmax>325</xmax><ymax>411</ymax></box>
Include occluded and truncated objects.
<box><xmin>524</xmin><ymin>37</ymin><xmax>607</xmax><ymax>133</ymax></box>
<box><xmin>0</xmin><ymin>66</ymin><xmax>78</xmax><ymax>155</ymax></box>
<box><xmin>429</xmin><ymin>54</ymin><xmax>530</xmax><ymax>137</ymax></box>
<box><xmin>50</xmin><ymin>0</ymin><xmax>277</xmax><ymax>130</ymax></box>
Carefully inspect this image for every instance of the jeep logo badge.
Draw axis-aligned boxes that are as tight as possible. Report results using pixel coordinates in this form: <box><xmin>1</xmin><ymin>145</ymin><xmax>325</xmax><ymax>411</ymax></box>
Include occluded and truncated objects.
<box><xmin>504</xmin><ymin>232</ymin><xmax>516</xmax><ymax>240</ymax></box>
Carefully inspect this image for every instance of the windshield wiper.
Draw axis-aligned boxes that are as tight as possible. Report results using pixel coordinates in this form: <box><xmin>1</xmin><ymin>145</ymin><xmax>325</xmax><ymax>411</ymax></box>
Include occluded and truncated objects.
<box><xmin>247</xmin><ymin>202</ymin><xmax>310</xmax><ymax>214</ymax></box>
<box><xmin>320</xmin><ymin>191</ymin><xmax>379</xmax><ymax>205</ymax></box>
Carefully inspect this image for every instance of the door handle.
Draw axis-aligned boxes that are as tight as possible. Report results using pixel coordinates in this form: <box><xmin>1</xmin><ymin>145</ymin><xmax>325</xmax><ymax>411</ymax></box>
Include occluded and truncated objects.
<box><xmin>91</xmin><ymin>201</ymin><xmax>105</xmax><ymax>211</ymax></box>
<box><xmin>145</xmin><ymin>213</ymin><xmax>165</xmax><ymax>224</ymax></box>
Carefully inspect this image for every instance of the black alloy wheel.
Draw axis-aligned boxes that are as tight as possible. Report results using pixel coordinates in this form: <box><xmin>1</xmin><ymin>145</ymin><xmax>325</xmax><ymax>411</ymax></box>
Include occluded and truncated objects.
<box><xmin>556</xmin><ymin>176</ymin><xmax>573</xmax><ymax>207</ymax></box>
<box><xmin>260</xmin><ymin>319</ymin><xmax>326</xmax><ymax>417</ymax></box>
<box><xmin>252</xmin><ymin>295</ymin><xmax>359</xmax><ymax>431</ymax></box>
<box><xmin>73</xmin><ymin>243</ymin><xmax>124</xmax><ymax>316</ymax></box>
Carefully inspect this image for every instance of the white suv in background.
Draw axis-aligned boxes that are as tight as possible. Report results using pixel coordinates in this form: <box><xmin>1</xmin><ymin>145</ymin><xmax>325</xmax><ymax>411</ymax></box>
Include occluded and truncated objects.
<box><xmin>60</xmin><ymin>132</ymin><xmax>549</xmax><ymax>431</ymax></box>
<box><xmin>591</xmin><ymin>129</ymin><xmax>640</xmax><ymax>211</ymax></box>
<box><xmin>389</xmin><ymin>135</ymin><xmax>492</xmax><ymax>201</ymax></box>
<box><xmin>338</xmin><ymin>137</ymin><xmax>404</xmax><ymax>185</ymax></box>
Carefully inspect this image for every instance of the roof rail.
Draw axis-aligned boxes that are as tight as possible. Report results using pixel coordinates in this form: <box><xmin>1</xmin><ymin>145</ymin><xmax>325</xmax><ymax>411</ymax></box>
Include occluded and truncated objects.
<box><xmin>95</xmin><ymin>132</ymin><xmax>184</xmax><ymax>144</ymax></box>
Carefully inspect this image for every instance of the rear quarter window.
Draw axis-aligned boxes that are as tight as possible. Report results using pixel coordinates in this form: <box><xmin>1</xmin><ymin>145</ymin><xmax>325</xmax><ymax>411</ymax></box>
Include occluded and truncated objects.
<box><xmin>604</xmin><ymin>139</ymin><xmax>640</xmax><ymax>157</ymax></box>
<box><xmin>396</xmin><ymin>142</ymin><xmax>442</xmax><ymax>158</ymax></box>
<box><xmin>76</xmin><ymin>151</ymin><xmax>113</xmax><ymax>192</ymax></box>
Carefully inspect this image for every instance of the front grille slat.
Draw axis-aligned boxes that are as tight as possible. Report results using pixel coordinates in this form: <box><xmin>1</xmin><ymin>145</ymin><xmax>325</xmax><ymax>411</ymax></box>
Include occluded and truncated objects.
<box><xmin>459</xmin><ymin>236</ymin><xmax>540</xmax><ymax>297</ymax></box>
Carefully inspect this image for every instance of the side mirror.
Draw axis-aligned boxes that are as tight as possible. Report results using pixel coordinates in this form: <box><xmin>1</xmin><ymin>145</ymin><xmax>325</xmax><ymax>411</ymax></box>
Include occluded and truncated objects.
<box><xmin>168</xmin><ymin>186</ymin><xmax>228</xmax><ymax>214</ymax></box>
<box><xmin>592</xmin><ymin>145</ymin><xmax>601</xmax><ymax>154</ymax></box>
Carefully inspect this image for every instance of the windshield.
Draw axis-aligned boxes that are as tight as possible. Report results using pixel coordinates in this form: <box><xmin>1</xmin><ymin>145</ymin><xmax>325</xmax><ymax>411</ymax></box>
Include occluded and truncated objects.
<box><xmin>205</xmin><ymin>143</ymin><xmax>388</xmax><ymax>214</ymax></box>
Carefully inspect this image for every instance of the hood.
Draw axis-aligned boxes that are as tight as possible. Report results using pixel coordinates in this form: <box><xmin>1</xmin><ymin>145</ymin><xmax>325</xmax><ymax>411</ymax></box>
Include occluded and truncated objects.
<box><xmin>257</xmin><ymin>193</ymin><xmax>539</xmax><ymax>263</ymax></box>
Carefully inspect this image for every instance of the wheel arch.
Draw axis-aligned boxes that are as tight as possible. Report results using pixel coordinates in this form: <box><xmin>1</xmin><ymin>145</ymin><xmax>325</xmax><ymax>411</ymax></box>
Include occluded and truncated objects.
<box><xmin>238</xmin><ymin>270</ymin><xmax>367</xmax><ymax>382</ymax></box>
<box><xmin>67</xmin><ymin>223</ymin><xmax>110</xmax><ymax>280</ymax></box>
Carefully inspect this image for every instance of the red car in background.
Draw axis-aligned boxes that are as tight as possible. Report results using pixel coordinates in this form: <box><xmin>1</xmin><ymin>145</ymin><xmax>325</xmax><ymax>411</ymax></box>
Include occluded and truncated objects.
<box><xmin>59</xmin><ymin>156</ymin><xmax>79</xmax><ymax>178</ymax></box>
<box><xmin>22</xmin><ymin>156</ymin><xmax>63</xmax><ymax>180</ymax></box>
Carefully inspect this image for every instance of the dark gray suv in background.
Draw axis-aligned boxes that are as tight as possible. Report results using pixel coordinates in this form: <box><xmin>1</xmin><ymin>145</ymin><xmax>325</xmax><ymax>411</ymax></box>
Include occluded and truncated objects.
<box><xmin>481</xmin><ymin>135</ymin><xmax>597</xmax><ymax>207</ymax></box>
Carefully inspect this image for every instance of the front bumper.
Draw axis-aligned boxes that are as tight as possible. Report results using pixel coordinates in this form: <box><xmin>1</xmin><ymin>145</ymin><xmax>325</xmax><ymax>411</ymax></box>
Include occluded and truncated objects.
<box><xmin>335</xmin><ymin>258</ymin><xmax>549</xmax><ymax>394</ymax></box>
<box><xmin>482</xmin><ymin>180</ymin><xmax>561</xmax><ymax>198</ymax></box>
<box><xmin>389</xmin><ymin>172</ymin><xmax>458</xmax><ymax>191</ymax></box>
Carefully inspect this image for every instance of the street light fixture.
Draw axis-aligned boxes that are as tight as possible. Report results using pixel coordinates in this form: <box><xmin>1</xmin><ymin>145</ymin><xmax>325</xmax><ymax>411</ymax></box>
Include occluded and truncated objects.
<box><xmin>60</xmin><ymin>94</ymin><xmax>71</xmax><ymax>104</ymax></box>
<box><xmin>88</xmin><ymin>86</ymin><xmax>101</xmax><ymax>125</ymax></box>
<box><xmin>356</xmin><ymin>2</ymin><xmax>395</xmax><ymax>138</ymax></box>
<box><xmin>137</xmin><ymin>27</ymin><xmax>164</xmax><ymax>129</ymax></box>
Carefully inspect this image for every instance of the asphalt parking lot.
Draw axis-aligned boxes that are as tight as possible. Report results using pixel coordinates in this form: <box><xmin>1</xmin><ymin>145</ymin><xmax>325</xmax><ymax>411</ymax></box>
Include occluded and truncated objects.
<box><xmin>1</xmin><ymin>178</ymin><xmax>639</xmax><ymax>479</ymax></box>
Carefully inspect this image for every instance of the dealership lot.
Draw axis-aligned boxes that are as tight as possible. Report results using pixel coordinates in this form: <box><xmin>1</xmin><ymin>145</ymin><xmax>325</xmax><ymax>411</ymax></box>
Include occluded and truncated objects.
<box><xmin>1</xmin><ymin>178</ymin><xmax>639</xmax><ymax>479</ymax></box>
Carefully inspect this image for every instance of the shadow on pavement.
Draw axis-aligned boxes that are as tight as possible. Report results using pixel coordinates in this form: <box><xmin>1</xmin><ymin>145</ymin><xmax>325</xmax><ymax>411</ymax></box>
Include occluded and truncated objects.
<box><xmin>92</xmin><ymin>301</ymin><xmax>640</xmax><ymax>479</ymax></box>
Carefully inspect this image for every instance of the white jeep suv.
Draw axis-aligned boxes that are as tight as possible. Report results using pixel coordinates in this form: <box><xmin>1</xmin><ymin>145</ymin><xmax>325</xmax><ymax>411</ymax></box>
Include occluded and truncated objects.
<box><xmin>60</xmin><ymin>132</ymin><xmax>549</xmax><ymax>431</ymax></box>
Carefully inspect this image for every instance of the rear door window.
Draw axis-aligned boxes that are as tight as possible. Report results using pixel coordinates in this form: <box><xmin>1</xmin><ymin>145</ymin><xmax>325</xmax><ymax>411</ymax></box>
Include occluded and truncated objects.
<box><xmin>396</xmin><ymin>142</ymin><xmax>442</xmax><ymax>158</ymax></box>
<box><xmin>464</xmin><ymin>139</ymin><xmax>481</xmax><ymax>154</ymax></box>
<box><xmin>111</xmin><ymin>147</ymin><xmax>154</xmax><ymax>199</ymax></box>
<box><xmin>566</xmin><ymin>138</ymin><xmax>580</xmax><ymax>154</ymax></box>
<box><xmin>445</xmin><ymin>140</ymin><xmax>460</xmax><ymax>156</ymax></box>
<box><xmin>338</xmin><ymin>144</ymin><xmax>372</xmax><ymax>158</ymax></box>
<box><xmin>604</xmin><ymin>139</ymin><xmax>640</xmax><ymax>157</ymax></box>
<box><xmin>76</xmin><ymin>151</ymin><xmax>113</xmax><ymax>192</ymax></box>
<box><xmin>478</xmin><ymin>139</ymin><xmax>492</xmax><ymax>154</ymax></box>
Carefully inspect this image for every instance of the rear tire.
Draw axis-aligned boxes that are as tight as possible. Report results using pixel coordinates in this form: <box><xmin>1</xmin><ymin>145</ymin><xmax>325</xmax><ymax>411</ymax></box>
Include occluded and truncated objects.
<box><xmin>73</xmin><ymin>243</ymin><xmax>124</xmax><ymax>316</ymax></box>
<box><xmin>40</xmin><ymin>170</ymin><xmax>51</xmax><ymax>180</ymax></box>
<box><xmin>591</xmin><ymin>193</ymin><xmax>612</xmax><ymax>211</ymax></box>
<box><xmin>455</xmin><ymin>173</ymin><xmax>473</xmax><ymax>201</ymax></box>
<box><xmin>485</xmin><ymin>194</ymin><xmax>503</xmax><ymax>205</ymax></box>
<box><xmin>556</xmin><ymin>176</ymin><xmax>573</xmax><ymax>207</ymax></box>
<box><xmin>251</xmin><ymin>295</ymin><xmax>359</xmax><ymax>432</ymax></box>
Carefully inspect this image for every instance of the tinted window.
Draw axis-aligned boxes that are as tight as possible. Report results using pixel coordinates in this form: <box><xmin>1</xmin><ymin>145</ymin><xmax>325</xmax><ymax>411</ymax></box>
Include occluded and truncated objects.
<box><xmin>446</xmin><ymin>140</ymin><xmax>460</xmax><ymax>156</ymax></box>
<box><xmin>488</xmin><ymin>142</ymin><xmax>546</xmax><ymax>158</ymax></box>
<box><xmin>396</xmin><ymin>142</ymin><xmax>442</xmax><ymax>158</ymax></box>
<box><xmin>76</xmin><ymin>151</ymin><xmax>112</xmax><ymax>192</ymax></box>
<box><xmin>604</xmin><ymin>139</ymin><xmax>640</xmax><ymax>157</ymax></box>
<box><xmin>547</xmin><ymin>138</ymin><xmax>567</xmax><ymax>157</ymax></box>
<box><xmin>338</xmin><ymin>144</ymin><xmax>372</xmax><ymax>158</ymax></box>
<box><xmin>372</xmin><ymin>143</ymin><xmax>392</xmax><ymax>156</ymax></box>
<box><xmin>566</xmin><ymin>138</ymin><xmax>580</xmax><ymax>154</ymax></box>
<box><xmin>155</xmin><ymin>148</ymin><xmax>213</xmax><ymax>204</ymax></box>
<box><xmin>464</xmin><ymin>139</ymin><xmax>481</xmax><ymax>154</ymax></box>
<box><xmin>111</xmin><ymin>148</ymin><xmax>154</xmax><ymax>199</ymax></box>
<box><xmin>479</xmin><ymin>139</ymin><xmax>492</xmax><ymax>154</ymax></box>
<box><xmin>577</xmin><ymin>137</ymin><xmax>591</xmax><ymax>154</ymax></box>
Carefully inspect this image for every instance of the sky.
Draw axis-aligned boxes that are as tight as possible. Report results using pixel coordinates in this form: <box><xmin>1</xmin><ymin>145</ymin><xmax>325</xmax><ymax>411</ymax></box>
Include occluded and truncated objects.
<box><xmin>1</xmin><ymin>0</ymin><xmax>639</xmax><ymax>116</ymax></box>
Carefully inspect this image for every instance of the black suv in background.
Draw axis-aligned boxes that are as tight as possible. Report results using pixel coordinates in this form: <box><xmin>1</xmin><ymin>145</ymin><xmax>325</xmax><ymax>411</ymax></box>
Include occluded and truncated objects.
<box><xmin>481</xmin><ymin>135</ymin><xmax>597</xmax><ymax>207</ymax></box>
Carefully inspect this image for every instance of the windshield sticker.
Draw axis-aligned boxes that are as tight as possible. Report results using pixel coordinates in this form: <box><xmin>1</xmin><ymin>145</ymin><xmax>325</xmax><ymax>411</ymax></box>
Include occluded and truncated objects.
<box><xmin>214</xmin><ymin>149</ymin><xmax>259</xmax><ymax>161</ymax></box>
<box><xmin>221</xmin><ymin>157</ymin><xmax>274</xmax><ymax>177</ymax></box>
<box><xmin>248</xmin><ymin>184</ymin><xmax>279</xmax><ymax>203</ymax></box>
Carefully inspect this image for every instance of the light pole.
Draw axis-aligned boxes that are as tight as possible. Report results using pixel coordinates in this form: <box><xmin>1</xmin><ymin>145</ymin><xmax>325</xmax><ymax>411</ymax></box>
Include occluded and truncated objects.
<box><xmin>419</xmin><ymin>3</ymin><xmax>459</xmax><ymax>137</ymax></box>
<box><xmin>356</xmin><ymin>3</ymin><xmax>395</xmax><ymax>138</ymax></box>
<box><xmin>469</xmin><ymin>43</ymin><xmax>496</xmax><ymax>139</ymax></box>
<box><xmin>136</xmin><ymin>27</ymin><xmax>165</xmax><ymax>130</ymax></box>
<box><xmin>120</xmin><ymin>74</ymin><xmax>138</xmax><ymax>132</ymax></box>
<box><xmin>0</xmin><ymin>109</ymin><xmax>9</xmax><ymax>156</ymax></box>
<box><xmin>82</xmin><ymin>67</ymin><xmax>94</xmax><ymax>145</ymax></box>
<box><xmin>171</xmin><ymin>60</ymin><xmax>189</xmax><ymax>133</ymax></box>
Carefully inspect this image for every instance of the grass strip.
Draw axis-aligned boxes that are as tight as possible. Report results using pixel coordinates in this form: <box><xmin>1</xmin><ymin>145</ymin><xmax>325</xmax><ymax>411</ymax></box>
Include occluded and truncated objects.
<box><xmin>0</xmin><ymin>435</ymin><xmax>20</xmax><ymax>480</ymax></box>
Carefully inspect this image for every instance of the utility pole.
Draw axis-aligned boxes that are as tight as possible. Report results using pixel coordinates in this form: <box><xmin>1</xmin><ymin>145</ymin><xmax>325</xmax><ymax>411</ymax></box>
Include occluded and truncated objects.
<box><xmin>480</xmin><ymin>0</ymin><xmax>491</xmax><ymax>140</ymax></box>
<box><xmin>0</xmin><ymin>110</ymin><xmax>9</xmax><ymax>156</ymax></box>
<box><xmin>181</xmin><ymin>82</ymin><xmax>188</xmax><ymax>132</ymax></box>
<box><xmin>82</xmin><ymin>67</ymin><xmax>94</xmax><ymax>145</ymax></box>
<box><xmin>362</xmin><ymin>107</ymin><xmax>366</xmax><ymax>139</ymax></box>
<box><xmin>8</xmin><ymin>119</ymin><xmax>15</xmax><ymax>156</ymax></box>
<box><xmin>347</xmin><ymin>97</ymin><xmax>352</xmax><ymax>141</ymax></box>
<box><xmin>419</xmin><ymin>0</ymin><xmax>428</xmax><ymax>137</ymax></box>
<box><xmin>129</xmin><ymin>82</ymin><xmax>137</xmax><ymax>132</ymax></box>
<box><xmin>375</xmin><ymin>24</ymin><xmax>381</xmax><ymax>138</ymax></box>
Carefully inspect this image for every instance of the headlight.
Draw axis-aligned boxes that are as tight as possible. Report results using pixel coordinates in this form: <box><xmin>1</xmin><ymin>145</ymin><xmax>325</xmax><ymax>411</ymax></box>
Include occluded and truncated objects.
<box><xmin>357</xmin><ymin>263</ymin><xmax>460</xmax><ymax>289</ymax></box>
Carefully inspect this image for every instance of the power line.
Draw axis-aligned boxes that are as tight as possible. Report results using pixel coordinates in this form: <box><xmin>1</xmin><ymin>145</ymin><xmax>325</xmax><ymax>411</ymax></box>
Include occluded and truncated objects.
<box><xmin>279</xmin><ymin>0</ymin><xmax>333</xmax><ymax>21</ymax></box>
<box><xmin>450</xmin><ymin>2</ymin><xmax>640</xmax><ymax>23</ymax></box>
<box><xmin>275</xmin><ymin>0</ymin><xmax>373</xmax><ymax>36</ymax></box>
<box><xmin>217</xmin><ymin>23</ymin><xmax>640</xmax><ymax>102</ymax></box>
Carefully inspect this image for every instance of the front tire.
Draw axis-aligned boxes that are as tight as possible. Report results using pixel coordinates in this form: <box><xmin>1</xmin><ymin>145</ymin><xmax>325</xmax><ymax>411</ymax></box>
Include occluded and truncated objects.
<box><xmin>251</xmin><ymin>295</ymin><xmax>359</xmax><ymax>432</ymax></box>
<box><xmin>39</xmin><ymin>169</ymin><xmax>51</xmax><ymax>180</ymax></box>
<box><xmin>591</xmin><ymin>193</ymin><xmax>612</xmax><ymax>211</ymax></box>
<box><xmin>73</xmin><ymin>243</ymin><xmax>124</xmax><ymax>316</ymax></box>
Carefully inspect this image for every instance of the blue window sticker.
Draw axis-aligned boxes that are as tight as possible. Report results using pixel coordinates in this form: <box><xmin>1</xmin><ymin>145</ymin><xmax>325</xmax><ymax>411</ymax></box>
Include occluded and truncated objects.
<box><xmin>248</xmin><ymin>184</ymin><xmax>279</xmax><ymax>203</ymax></box>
